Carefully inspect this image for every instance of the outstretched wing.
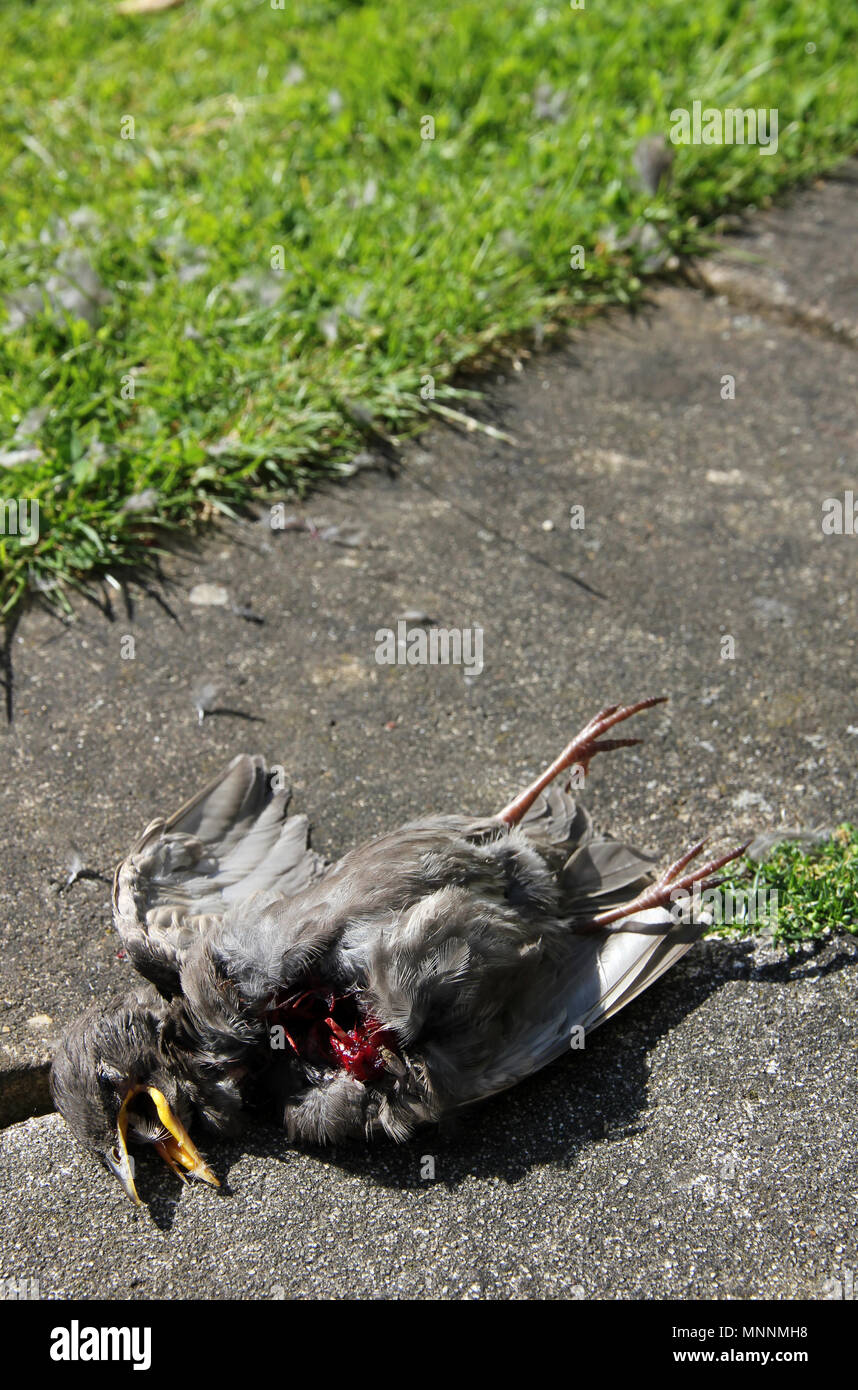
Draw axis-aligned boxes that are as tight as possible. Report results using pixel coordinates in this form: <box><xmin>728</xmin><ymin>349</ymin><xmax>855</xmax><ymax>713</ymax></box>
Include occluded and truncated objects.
<box><xmin>113</xmin><ymin>755</ymin><xmax>327</xmax><ymax>997</ymax></box>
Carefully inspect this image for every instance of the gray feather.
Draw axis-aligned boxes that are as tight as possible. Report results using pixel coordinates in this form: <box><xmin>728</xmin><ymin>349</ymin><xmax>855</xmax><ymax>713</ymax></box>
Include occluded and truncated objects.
<box><xmin>112</xmin><ymin>755</ymin><xmax>326</xmax><ymax>996</ymax></box>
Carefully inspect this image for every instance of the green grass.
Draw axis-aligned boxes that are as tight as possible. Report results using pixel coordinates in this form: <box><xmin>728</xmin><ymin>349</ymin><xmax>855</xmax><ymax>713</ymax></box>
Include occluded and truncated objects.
<box><xmin>1</xmin><ymin>0</ymin><xmax>857</xmax><ymax>616</ymax></box>
<box><xmin>708</xmin><ymin>826</ymin><xmax>858</xmax><ymax>950</ymax></box>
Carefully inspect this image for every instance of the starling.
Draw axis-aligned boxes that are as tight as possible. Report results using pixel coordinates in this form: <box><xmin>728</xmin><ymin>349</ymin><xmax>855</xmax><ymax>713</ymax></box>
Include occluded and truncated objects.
<box><xmin>51</xmin><ymin>698</ymin><xmax>744</xmax><ymax>1203</ymax></box>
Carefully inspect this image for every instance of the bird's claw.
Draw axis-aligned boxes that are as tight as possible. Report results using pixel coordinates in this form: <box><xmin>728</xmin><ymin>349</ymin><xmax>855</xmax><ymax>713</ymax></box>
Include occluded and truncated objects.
<box><xmin>498</xmin><ymin>696</ymin><xmax>668</xmax><ymax>826</ymax></box>
<box><xmin>583</xmin><ymin>840</ymin><xmax>751</xmax><ymax>930</ymax></box>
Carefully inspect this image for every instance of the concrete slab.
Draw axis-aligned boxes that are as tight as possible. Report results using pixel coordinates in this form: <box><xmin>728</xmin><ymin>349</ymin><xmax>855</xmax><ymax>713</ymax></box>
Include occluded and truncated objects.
<box><xmin>699</xmin><ymin>162</ymin><xmax>858</xmax><ymax>342</ymax></box>
<box><xmin>1</xmin><ymin>164</ymin><xmax>856</xmax><ymax>1297</ymax></box>
<box><xmin>1</xmin><ymin>936</ymin><xmax>856</xmax><ymax>1299</ymax></box>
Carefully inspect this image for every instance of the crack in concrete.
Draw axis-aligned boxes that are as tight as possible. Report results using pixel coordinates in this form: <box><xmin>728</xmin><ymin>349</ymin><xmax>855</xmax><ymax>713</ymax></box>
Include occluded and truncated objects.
<box><xmin>405</xmin><ymin>466</ymin><xmax>610</xmax><ymax>601</ymax></box>
<box><xmin>697</xmin><ymin>259</ymin><xmax>858</xmax><ymax>349</ymax></box>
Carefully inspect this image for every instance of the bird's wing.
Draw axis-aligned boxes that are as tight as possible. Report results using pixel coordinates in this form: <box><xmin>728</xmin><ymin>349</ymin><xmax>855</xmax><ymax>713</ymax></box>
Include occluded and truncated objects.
<box><xmin>371</xmin><ymin>807</ymin><xmax>700</xmax><ymax>1110</ymax></box>
<box><xmin>553</xmin><ymin>831</ymin><xmax>700</xmax><ymax>1031</ymax></box>
<box><xmin>462</xmin><ymin>903</ymin><xmax>704</xmax><ymax>1105</ymax></box>
<box><xmin>113</xmin><ymin>755</ymin><xmax>326</xmax><ymax>997</ymax></box>
<box><xmin>456</xmin><ymin>821</ymin><xmax>701</xmax><ymax>1104</ymax></box>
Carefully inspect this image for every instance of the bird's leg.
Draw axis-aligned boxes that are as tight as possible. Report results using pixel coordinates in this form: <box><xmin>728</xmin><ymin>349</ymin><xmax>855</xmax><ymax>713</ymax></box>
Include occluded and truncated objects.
<box><xmin>575</xmin><ymin>839</ymin><xmax>750</xmax><ymax>931</ymax></box>
<box><xmin>496</xmin><ymin>696</ymin><xmax>667</xmax><ymax>828</ymax></box>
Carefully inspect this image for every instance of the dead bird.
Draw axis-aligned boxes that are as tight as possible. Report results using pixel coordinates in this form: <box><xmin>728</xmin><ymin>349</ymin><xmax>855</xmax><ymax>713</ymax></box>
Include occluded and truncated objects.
<box><xmin>50</xmin><ymin>697</ymin><xmax>744</xmax><ymax>1203</ymax></box>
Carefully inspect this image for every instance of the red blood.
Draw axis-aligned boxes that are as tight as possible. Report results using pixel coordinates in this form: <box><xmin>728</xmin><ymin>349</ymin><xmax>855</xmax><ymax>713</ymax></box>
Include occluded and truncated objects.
<box><xmin>267</xmin><ymin>981</ymin><xmax>398</xmax><ymax>1082</ymax></box>
<box><xmin>325</xmin><ymin>1015</ymin><xmax>397</xmax><ymax>1082</ymax></box>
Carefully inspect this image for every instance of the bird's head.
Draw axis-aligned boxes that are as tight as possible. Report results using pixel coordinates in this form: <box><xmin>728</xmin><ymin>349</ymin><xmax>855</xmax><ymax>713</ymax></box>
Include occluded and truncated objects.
<box><xmin>50</xmin><ymin>995</ymin><xmax>220</xmax><ymax>1204</ymax></box>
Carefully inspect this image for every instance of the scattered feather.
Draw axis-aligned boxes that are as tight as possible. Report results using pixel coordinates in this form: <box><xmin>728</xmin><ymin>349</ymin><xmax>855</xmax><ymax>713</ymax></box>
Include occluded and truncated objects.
<box><xmin>189</xmin><ymin>583</ymin><xmax>230</xmax><ymax>607</ymax></box>
<box><xmin>193</xmin><ymin>683</ymin><xmax>218</xmax><ymax>725</ymax></box>
<box><xmin>632</xmin><ymin>135</ymin><xmax>674</xmax><ymax>194</ymax></box>
<box><xmin>122</xmin><ymin>488</ymin><xmax>161</xmax><ymax>514</ymax></box>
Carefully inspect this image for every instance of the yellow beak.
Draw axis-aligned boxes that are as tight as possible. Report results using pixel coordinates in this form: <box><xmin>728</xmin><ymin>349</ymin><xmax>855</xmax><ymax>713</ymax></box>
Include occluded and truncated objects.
<box><xmin>113</xmin><ymin>1085</ymin><xmax>220</xmax><ymax>1204</ymax></box>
